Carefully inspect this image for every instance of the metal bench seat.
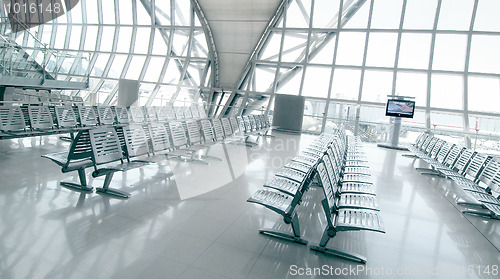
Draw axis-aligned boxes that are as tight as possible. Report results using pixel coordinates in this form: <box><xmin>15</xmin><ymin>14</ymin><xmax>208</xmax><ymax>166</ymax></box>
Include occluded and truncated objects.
<box><xmin>275</xmin><ymin>168</ymin><xmax>309</xmax><ymax>184</ymax></box>
<box><xmin>335</xmin><ymin>208</ymin><xmax>385</xmax><ymax>233</ymax></box>
<box><xmin>340</xmin><ymin>182</ymin><xmax>376</xmax><ymax>195</ymax></box>
<box><xmin>342</xmin><ymin>173</ymin><xmax>373</xmax><ymax>184</ymax></box>
<box><xmin>284</xmin><ymin>161</ymin><xmax>313</xmax><ymax>174</ymax></box>
<box><xmin>343</xmin><ymin>166</ymin><xmax>371</xmax><ymax>176</ymax></box>
<box><xmin>292</xmin><ymin>155</ymin><xmax>321</xmax><ymax>167</ymax></box>
<box><xmin>344</xmin><ymin>160</ymin><xmax>369</xmax><ymax>167</ymax></box>
<box><xmin>463</xmin><ymin>191</ymin><xmax>500</xmax><ymax>206</ymax></box>
<box><xmin>264</xmin><ymin>177</ymin><xmax>302</xmax><ymax>196</ymax></box>
<box><xmin>338</xmin><ymin>194</ymin><xmax>379</xmax><ymax>211</ymax></box>
<box><xmin>247</xmin><ymin>188</ymin><xmax>308</xmax><ymax>245</ymax></box>
<box><xmin>462</xmin><ymin>201</ymin><xmax>500</xmax><ymax>220</ymax></box>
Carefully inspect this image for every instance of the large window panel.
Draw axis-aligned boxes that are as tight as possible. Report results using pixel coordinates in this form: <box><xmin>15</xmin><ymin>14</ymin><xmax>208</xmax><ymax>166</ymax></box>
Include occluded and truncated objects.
<box><xmin>91</xmin><ymin>53</ymin><xmax>110</xmax><ymax>76</ymax></box>
<box><xmin>107</xmin><ymin>55</ymin><xmax>127</xmax><ymax>79</ymax></box>
<box><xmin>152</xmin><ymin>30</ymin><xmax>169</xmax><ymax>55</ymax></box>
<box><xmin>125</xmin><ymin>56</ymin><xmax>146</xmax><ymax>80</ymax></box>
<box><xmin>403</xmin><ymin>0</ymin><xmax>437</xmax><ymax>30</ymax></box>
<box><xmin>276</xmin><ymin>67</ymin><xmax>303</xmax><ymax>95</ymax></box>
<box><xmin>430</xmin><ymin>74</ymin><xmax>463</xmax><ymax>109</ymax></box>
<box><xmin>163</xmin><ymin>60</ymin><xmax>182</xmax><ymax>84</ymax></box>
<box><xmin>281</xmin><ymin>32</ymin><xmax>308</xmax><ymax>63</ymax></box>
<box><xmin>312</xmin><ymin>0</ymin><xmax>340</xmax><ymax>28</ymax></box>
<box><xmin>143</xmin><ymin>57</ymin><xmax>167</xmax><ymax>82</ymax></box>
<box><xmin>370</xmin><ymin>0</ymin><xmax>403</xmax><ymax>29</ymax></box>
<box><xmin>302</xmin><ymin>66</ymin><xmax>332</xmax><ymax>98</ymax></box>
<box><xmin>254</xmin><ymin>65</ymin><xmax>277</xmax><ymax>92</ymax></box>
<box><xmin>101</xmin><ymin>1</ymin><xmax>116</xmax><ymax>25</ymax></box>
<box><xmin>361</xmin><ymin>70</ymin><xmax>393</xmax><ymax>103</ymax></box>
<box><xmin>134</xmin><ymin>27</ymin><xmax>152</xmax><ymax>54</ymax></box>
<box><xmin>118</xmin><ymin>0</ymin><xmax>133</xmax><ymax>25</ymax></box>
<box><xmin>437</xmin><ymin>0</ymin><xmax>474</xmax><ymax>31</ymax></box>
<box><xmin>286</xmin><ymin>0</ymin><xmax>312</xmax><ymax>28</ymax></box>
<box><xmin>310</xmin><ymin>34</ymin><xmax>335</xmax><ymax>65</ymax></box>
<box><xmin>84</xmin><ymin>26</ymin><xmax>98</xmax><ymax>51</ymax></box>
<box><xmin>432</xmin><ymin>34</ymin><xmax>467</xmax><ymax>71</ymax></box>
<box><xmin>85</xmin><ymin>0</ymin><xmax>99</xmax><ymax>24</ymax></box>
<box><xmin>365</xmin><ymin>32</ymin><xmax>398</xmax><ymax>68</ymax></box>
<box><xmin>474</xmin><ymin>0</ymin><xmax>500</xmax><ymax>32</ymax></box>
<box><xmin>342</xmin><ymin>0</ymin><xmax>370</xmax><ymax>29</ymax></box>
<box><xmin>395</xmin><ymin>72</ymin><xmax>427</xmax><ymax>106</ymax></box>
<box><xmin>116</xmin><ymin>27</ymin><xmax>133</xmax><ymax>53</ymax></box>
<box><xmin>303</xmin><ymin>99</ymin><xmax>326</xmax><ymax>133</ymax></box>
<box><xmin>260</xmin><ymin>32</ymin><xmax>282</xmax><ymax>62</ymax></box>
<box><xmin>429</xmin><ymin>112</ymin><xmax>464</xmax><ymax>132</ymax></box>
<box><xmin>468</xmin><ymin>76</ymin><xmax>500</xmax><ymax>113</ymax></box>
<box><xmin>336</xmin><ymin>32</ymin><xmax>366</xmax><ymax>66</ymax></box>
<box><xmin>100</xmin><ymin>27</ymin><xmax>116</xmax><ymax>52</ymax></box>
<box><xmin>331</xmin><ymin>68</ymin><xmax>361</xmax><ymax>100</ymax></box>
<box><xmin>469</xmin><ymin>35</ymin><xmax>500</xmax><ymax>74</ymax></box>
<box><xmin>174</xmin><ymin>0</ymin><xmax>192</xmax><ymax>26</ymax></box>
<box><xmin>398</xmin><ymin>33</ymin><xmax>431</xmax><ymax>69</ymax></box>
<box><xmin>68</xmin><ymin>26</ymin><xmax>82</xmax><ymax>50</ymax></box>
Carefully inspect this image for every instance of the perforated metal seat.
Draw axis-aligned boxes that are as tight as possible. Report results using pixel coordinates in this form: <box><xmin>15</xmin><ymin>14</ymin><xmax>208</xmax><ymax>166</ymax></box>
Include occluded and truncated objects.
<box><xmin>264</xmin><ymin>177</ymin><xmax>302</xmax><ymax>196</ymax></box>
<box><xmin>335</xmin><ymin>209</ymin><xmax>385</xmax><ymax>232</ymax></box>
<box><xmin>338</xmin><ymin>194</ymin><xmax>379</xmax><ymax>211</ymax></box>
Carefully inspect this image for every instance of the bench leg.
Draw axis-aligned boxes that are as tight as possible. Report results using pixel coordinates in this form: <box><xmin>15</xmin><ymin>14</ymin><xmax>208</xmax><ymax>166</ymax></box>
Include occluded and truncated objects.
<box><xmin>60</xmin><ymin>168</ymin><xmax>94</xmax><ymax>193</ymax></box>
<box><xmin>95</xmin><ymin>172</ymin><xmax>131</xmax><ymax>199</ymax></box>
<box><xmin>310</xmin><ymin>228</ymin><xmax>367</xmax><ymax>264</ymax></box>
<box><xmin>462</xmin><ymin>209</ymin><xmax>495</xmax><ymax>219</ymax></box>
<box><xmin>259</xmin><ymin>213</ymin><xmax>308</xmax><ymax>245</ymax></box>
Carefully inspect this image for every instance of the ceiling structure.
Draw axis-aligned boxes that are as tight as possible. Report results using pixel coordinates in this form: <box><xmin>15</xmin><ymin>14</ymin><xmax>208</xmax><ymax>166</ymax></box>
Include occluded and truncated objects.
<box><xmin>197</xmin><ymin>0</ymin><xmax>282</xmax><ymax>89</ymax></box>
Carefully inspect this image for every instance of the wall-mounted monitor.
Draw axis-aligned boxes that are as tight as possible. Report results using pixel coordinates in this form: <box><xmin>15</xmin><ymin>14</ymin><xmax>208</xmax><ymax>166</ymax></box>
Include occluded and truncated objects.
<box><xmin>385</xmin><ymin>99</ymin><xmax>415</xmax><ymax>118</ymax></box>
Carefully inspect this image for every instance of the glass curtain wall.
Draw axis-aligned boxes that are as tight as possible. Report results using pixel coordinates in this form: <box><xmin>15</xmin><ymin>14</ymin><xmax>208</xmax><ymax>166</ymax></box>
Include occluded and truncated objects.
<box><xmin>1</xmin><ymin>0</ymin><xmax>214</xmax><ymax>107</ymax></box>
<box><xmin>237</xmin><ymin>0</ymin><xmax>500</xmax><ymax>154</ymax></box>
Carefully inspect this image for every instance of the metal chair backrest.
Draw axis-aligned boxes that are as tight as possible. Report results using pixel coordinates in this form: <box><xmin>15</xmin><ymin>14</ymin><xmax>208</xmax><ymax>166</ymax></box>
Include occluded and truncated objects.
<box><xmin>148</xmin><ymin>122</ymin><xmax>172</xmax><ymax>154</ymax></box>
<box><xmin>28</xmin><ymin>105</ymin><xmax>54</xmax><ymax>130</ymax></box>
<box><xmin>122</xmin><ymin>124</ymin><xmax>150</xmax><ymax>160</ymax></box>
<box><xmin>55</xmin><ymin>106</ymin><xmax>78</xmax><ymax>128</ymax></box>
<box><xmin>96</xmin><ymin>106</ymin><xmax>115</xmax><ymax>125</ymax></box>
<box><xmin>89</xmin><ymin>127</ymin><xmax>124</xmax><ymax>166</ymax></box>
<box><xmin>169</xmin><ymin>122</ymin><xmax>188</xmax><ymax>149</ymax></box>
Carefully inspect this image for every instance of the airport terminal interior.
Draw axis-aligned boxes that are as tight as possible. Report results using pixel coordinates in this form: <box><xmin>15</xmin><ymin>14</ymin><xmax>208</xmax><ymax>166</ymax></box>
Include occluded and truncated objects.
<box><xmin>1</xmin><ymin>0</ymin><xmax>500</xmax><ymax>278</ymax></box>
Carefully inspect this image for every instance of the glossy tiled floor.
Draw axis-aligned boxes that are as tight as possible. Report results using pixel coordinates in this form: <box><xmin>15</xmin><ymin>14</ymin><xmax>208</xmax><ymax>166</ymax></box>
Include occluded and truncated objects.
<box><xmin>0</xmin><ymin>132</ymin><xmax>499</xmax><ymax>279</ymax></box>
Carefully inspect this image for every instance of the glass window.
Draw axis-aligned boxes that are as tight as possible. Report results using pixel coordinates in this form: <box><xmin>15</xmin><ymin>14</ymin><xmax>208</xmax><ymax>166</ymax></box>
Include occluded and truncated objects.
<box><xmin>69</xmin><ymin>26</ymin><xmax>82</xmax><ymax>50</ymax></box>
<box><xmin>469</xmin><ymin>35</ymin><xmax>500</xmax><ymax>74</ymax></box>
<box><xmin>85</xmin><ymin>0</ymin><xmax>99</xmax><ymax>24</ymax></box>
<box><xmin>152</xmin><ymin>30</ymin><xmax>169</xmax><ymax>55</ymax></box>
<box><xmin>432</xmin><ymin>34</ymin><xmax>467</xmax><ymax>71</ymax></box>
<box><xmin>281</xmin><ymin>32</ymin><xmax>308</xmax><ymax>63</ymax></box>
<box><xmin>54</xmin><ymin>25</ymin><xmax>67</xmax><ymax>49</ymax></box>
<box><xmin>437</xmin><ymin>0</ymin><xmax>474</xmax><ymax>31</ymax></box>
<box><xmin>277</xmin><ymin>67</ymin><xmax>303</xmax><ymax>95</ymax></box>
<box><xmin>398</xmin><ymin>33</ymin><xmax>431</xmax><ymax>69</ymax></box>
<box><xmin>370</xmin><ymin>0</ymin><xmax>403</xmax><ymax>29</ymax></box>
<box><xmin>118</xmin><ymin>0</ymin><xmax>133</xmax><ymax>25</ymax></box>
<box><xmin>312</xmin><ymin>0</ymin><xmax>340</xmax><ymax>28</ymax></box>
<box><xmin>183</xmin><ymin>62</ymin><xmax>204</xmax><ymax>86</ymax></box>
<box><xmin>303</xmin><ymin>99</ymin><xmax>326</xmax><ymax>133</ymax></box>
<box><xmin>395</xmin><ymin>72</ymin><xmax>427</xmax><ymax>106</ymax></box>
<box><xmin>331</xmin><ymin>68</ymin><xmax>361</xmax><ymax>100</ymax></box>
<box><xmin>101</xmin><ymin>1</ymin><xmax>115</xmax><ymax>25</ymax></box>
<box><xmin>99</xmin><ymin>27</ymin><xmax>116</xmax><ymax>52</ymax></box>
<box><xmin>116</xmin><ymin>27</ymin><xmax>133</xmax><ymax>53</ymax></box>
<box><xmin>133</xmin><ymin>27</ymin><xmax>152</xmax><ymax>54</ymax></box>
<box><xmin>91</xmin><ymin>53</ymin><xmax>110</xmax><ymax>77</ymax></box>
<box><xmin>474</xmin><ymin>0</ymin><xmax>500</xmax><ymax>32</ymax></box>
<box><xmin>68</xmin><ymin>0</ymin><xmax>83</xmax><ymax>24</ymax></box>
<box><xmin>430</xmin><ymin>74</ymin><xmax>463</xmax><ymax>109</ymax></box>
<box><xmin>310</xmin><ymin>34</ymin><xmax>335</xmax><ymax>64</ymax></box>
<box><xmin>361</xmin><ymin>70</ymin><xmax>393</xmax><ymax>103</ymax></box>
<box><xmin>365</xmin><ymin>32</ymin><xmax>398</xmax><ymax>67</ymax></box>
<box><xmin>260</xmin><ymin>32</ymin><xmax>282</xmax><ymax>61</ymax></box>
<box><xmin>403</xmin><ymin>0</ymin><xmax>437</xmax><ymax>30</ymax></box>
<box><xmin>336</xmin><ymin>32</ymin><xmax>366</xmax><ymax>66</ymax></box>
<box><xmin>172</xmin><ymin>29</ymin><xmax>190</xmax><ymax>56</ymax></box>
<box><xmin>155</xmin><ymin>1</ymin><xmax>171</xmax><ymax>25</ymax></box>
<box><xmin>137</xmin><ymin>0</ymin><xmax>153</xmax><ymax>25</ymax></box>
<box><xmin>468</xmin><ymin>76</ymin><xmax>500</xmax><ymax>113</ymax></box>
<box><xmin>107</xmin><ymin>55</ymin><xmax>127</xmax><ymax>79</ymax></box>
<box><xmin>342</xmin><ymin>0</ymin><xmax>370</xmax><ymax>29</ymax></box>
<box><xmin>125</xmin><ymin>56</ymin><xmax>146</xmax><ymax>80</ymax></box>
<box><xmin>302</xmin><ymin>66</ymin><xmax>332</xmax><ymax>98</ymax></box>
<box><xmin>286</xmin><ymin>0</ymin><xmax>311</xmax><ymax>28</ymax></box>
<box><xmin>163</xmin><ymin>59</ymin><xmax>182</xmax><ymax>84</ymax></box>
<box><xmin>429</xmin><ymin>112</ymin><xmax>464</xmax><ymax>132</ymax></box>
<box><xmin>84</xmin><ymin>26</ymin><xmax>98</xmax><ymax>51</ymax></box>
<box><xmin>254</xmin><ymin>65</ymin><xmax>277</xmax><ymax>92</ymax></box>
<box><xmin>175</xmin><ymin>0</ymin><xmax>191</xmax><ymax>26</ymax></box>
<box><xmin>192</xmin><ymin>32</ymin><xmax>208</xmax><ymax>57</ymax></box>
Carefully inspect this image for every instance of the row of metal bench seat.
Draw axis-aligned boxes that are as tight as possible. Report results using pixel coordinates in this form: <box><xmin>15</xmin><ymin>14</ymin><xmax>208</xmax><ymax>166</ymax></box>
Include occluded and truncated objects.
<box><xmin>42</xmin><ymin>113</ymin><xmax>273</xmax><ymax>199</ymax></box>
<box><xmin>405</xmin><ymin>133</ymin><xmax>500</xmax><ymax>219</ymax></box>
<box><xmin>247</xmin><ymin>130</ymin><xmax>384</xmax><ymax>264</ymax></box>
<box><xmin>0</xmin><ymin>104</ymin><xmax>207</xmax><ymax>139</ymax></box>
